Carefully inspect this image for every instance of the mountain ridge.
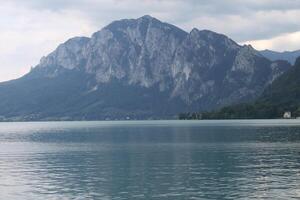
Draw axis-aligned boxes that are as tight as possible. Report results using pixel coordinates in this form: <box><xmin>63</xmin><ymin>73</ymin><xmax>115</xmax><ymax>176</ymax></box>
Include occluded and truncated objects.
<box><xmin>0</xmin><ymin>15</ymin><xmax>292</xmax><ymax>121</ymax></box>
<box><xmin>260</xmin><ymin>49</ymin><xmax>300</xmax><ymax>64</ymax></box>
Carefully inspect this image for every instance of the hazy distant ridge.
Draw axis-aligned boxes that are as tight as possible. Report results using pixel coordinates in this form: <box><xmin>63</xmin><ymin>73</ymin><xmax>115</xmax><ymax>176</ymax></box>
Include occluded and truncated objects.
<box><xmin>260</xmin><ymin>49</ymin><xmax>300</xmax><ymax>64</ymax></box>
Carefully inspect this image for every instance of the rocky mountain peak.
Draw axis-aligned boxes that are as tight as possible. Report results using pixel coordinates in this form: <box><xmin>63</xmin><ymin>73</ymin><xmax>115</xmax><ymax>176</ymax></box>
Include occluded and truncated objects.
<box><xmin>139</xmin><ymin>15</ymin><xmax>155</xmax><ymax>20</ymax></box>
<box><xmin>15</xmin><ymin>15</ymin><xmax>292</xmax><ymax>120</ymax></box>
<box><xmin>101</xmin><ymin>15</ymin><xmax>185</xmax><ymax>36</ymax></box>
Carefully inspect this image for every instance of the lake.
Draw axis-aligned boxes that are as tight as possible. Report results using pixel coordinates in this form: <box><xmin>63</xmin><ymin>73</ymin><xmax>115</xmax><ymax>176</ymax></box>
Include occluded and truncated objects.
<box><xmin>0</xmin><ymin>120</ymin><xmax>300</xmax><ymax>199</ymax></box>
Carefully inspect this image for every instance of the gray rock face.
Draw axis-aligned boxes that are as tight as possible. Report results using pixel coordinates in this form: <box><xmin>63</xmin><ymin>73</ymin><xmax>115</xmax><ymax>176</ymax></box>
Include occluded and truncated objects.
<box><xmin>40</xmin><ymin>37</ymin><xmax>90</xmax><ymax>70</ymax></box>
<box><xmin>0</xmin><ymin>15</ymin><xmax>292</xmax><ymax>120</ymax></box>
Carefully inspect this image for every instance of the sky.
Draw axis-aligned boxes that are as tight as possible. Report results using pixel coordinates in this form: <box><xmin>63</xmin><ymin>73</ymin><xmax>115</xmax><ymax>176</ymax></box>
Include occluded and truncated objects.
<box><xmin>0</xmin><ymin>0</ymin><xmax>300</xmax><ymax>82</ymax></box>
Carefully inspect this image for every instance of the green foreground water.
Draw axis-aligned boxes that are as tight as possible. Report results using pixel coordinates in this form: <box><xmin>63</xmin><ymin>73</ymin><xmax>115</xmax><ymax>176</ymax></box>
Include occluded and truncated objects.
<box><xmin>0</xmin><ymin>120</ymin><xmax>300</xmax><ymax>199</ymax></box>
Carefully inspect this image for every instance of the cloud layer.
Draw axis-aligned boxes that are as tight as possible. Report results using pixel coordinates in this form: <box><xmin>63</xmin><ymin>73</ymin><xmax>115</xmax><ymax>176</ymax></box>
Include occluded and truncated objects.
<box><xmin>0</xmin><ymin>0</ymin><xmax>299</xmax><ymax>81</ymax></box>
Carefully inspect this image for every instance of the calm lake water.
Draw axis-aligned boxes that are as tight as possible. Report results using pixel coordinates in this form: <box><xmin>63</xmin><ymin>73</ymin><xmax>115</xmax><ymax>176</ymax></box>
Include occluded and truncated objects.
<box><xmin>0</xmin><ymin>120</ymin><xmax>300</xmax><ymax>199</ymax></box>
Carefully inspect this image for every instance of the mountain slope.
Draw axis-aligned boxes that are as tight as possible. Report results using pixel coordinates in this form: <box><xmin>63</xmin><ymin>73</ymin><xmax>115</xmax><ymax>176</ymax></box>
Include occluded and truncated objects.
<box><xmin>260</xmin><ymin>49</ymin><xmax>300</xmax><ymax>64</ymax></box>
<box><xmin>0</xmin><ymin>15</ymin><xmax>291</xmax><ymax>120</ymax></box>
<box><xmin>201</xmin><ymin>57</ymin><xmax>300</xmax><ymax>119</ymax></box>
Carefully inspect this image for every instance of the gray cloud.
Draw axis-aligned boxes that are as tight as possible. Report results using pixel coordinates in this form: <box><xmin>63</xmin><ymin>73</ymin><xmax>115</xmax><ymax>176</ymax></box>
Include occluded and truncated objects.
<box><xmin>10</xmin><ymin>0</ymin><xmax>300</xmax><ymax>41</ymax></box>
<box><xmin>0</xmin><ymin>0</ymin><xmax>299</xmax><ymax>81</ymax></box>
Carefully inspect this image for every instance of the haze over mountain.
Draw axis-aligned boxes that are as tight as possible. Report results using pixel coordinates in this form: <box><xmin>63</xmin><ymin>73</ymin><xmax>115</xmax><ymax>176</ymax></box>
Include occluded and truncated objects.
<box><xmin>260</xmin><ymin>49</ymin><xmax>300</xmax><ymax>64</ymax></box>
<box><xmin>0</xmin><ymin>16</ymin><xmax>291</xmax><ymax>121</ymax></box>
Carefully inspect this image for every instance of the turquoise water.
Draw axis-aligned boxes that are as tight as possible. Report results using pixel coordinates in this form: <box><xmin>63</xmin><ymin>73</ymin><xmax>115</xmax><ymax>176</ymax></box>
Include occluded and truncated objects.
<box><xmin>0</xmin><ymin>120</ymin><xmax>300</xmax><ymax>199</ymax></box>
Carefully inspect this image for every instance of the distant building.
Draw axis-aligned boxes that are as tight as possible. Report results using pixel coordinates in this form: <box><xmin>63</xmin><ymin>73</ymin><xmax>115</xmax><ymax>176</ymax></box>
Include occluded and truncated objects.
<box><xmin>283</xmin><ymin>111</ymin><xmax>292</xmax><ymax>119</ymax></box>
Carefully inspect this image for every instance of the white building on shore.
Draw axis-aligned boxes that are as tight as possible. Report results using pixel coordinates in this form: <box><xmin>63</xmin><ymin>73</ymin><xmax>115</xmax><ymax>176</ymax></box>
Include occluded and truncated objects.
<box><xmin>283</xmin><ymin>111</ymin><xmax>292</xmax><ymax>119</ymax></box>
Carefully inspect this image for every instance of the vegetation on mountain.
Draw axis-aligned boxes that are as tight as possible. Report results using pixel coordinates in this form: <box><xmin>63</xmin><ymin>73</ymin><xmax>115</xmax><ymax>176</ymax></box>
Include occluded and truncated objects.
<box><xmin>182</xmin><ymin>57</ymin><xmax>300</xmax><ymax>119</ymax></box>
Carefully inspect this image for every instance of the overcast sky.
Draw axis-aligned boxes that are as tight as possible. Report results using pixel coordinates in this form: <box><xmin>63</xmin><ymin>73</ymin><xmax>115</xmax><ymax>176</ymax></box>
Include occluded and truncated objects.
<box><xmin>0</xmin><ymin>0</ymin><xmax>300</xmax><ymax>82</ymax></box>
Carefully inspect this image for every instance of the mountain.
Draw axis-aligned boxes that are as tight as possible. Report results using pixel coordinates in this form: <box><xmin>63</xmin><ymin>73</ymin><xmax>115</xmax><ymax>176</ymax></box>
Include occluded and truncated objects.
<box><xmin>0</xmin><ymin>15</ymin><xmax>291</xmax><ymax>121</ymax></box>
<box><xmin>200</xmin><ymin>57</ymin><xmax>300</xmax><ymax>119</ymax></box>
<box><xmin>260</xmin><ymin>49</ymin><xmax>300</xmax><ymax>64</ymax></box>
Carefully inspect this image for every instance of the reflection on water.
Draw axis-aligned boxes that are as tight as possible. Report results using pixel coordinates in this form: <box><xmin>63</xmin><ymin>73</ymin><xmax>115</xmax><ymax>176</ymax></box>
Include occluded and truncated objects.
<box><xmin>0</xmin><ymin>120</ymin><xmax>300</xmax><ymax>199</ymax></box>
